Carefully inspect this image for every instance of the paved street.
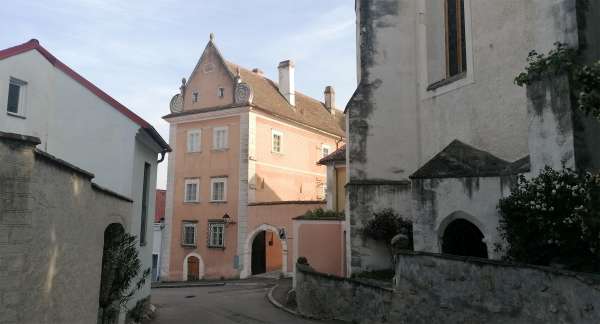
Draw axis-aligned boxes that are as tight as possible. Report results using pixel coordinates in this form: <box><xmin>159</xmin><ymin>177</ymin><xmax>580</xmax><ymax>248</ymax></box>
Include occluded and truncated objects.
<box><xmin>150</xmin><ymin>280</ymin><xmax>334</xmax><ymax>324</ymax></box>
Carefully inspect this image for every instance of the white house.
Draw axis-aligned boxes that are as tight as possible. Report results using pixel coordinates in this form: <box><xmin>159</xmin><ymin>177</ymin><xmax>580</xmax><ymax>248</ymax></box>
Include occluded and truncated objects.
<box><xmin>0</xmin><ymin>39</ymin><xmax>170</xmax><ymax>322</ymax></box>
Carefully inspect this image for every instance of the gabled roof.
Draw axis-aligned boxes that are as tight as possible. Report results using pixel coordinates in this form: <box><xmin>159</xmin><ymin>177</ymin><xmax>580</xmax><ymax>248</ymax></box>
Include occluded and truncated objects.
<box><xmin>0</xmin><ymin>39</ymin><xmax>171</xmax><ymax>153</ymax></box>
<box><xmin>503</xmin><ymin>155</ymin><xmax>531</xmax><ymax>175</ymax></box>
<box><xmin>164</xmin><ymin>38</ymin><xmax>346</xmax><ymax>138</ymax></box>
<box><xmin>410</xmin><ymin>140</ymin><xmax>511</xmax><ymax>179</ymax></box>
<box><xmin>318</xmin><ymin>145</ymin><xmax>346</xmax><ymax>165</ymax></box>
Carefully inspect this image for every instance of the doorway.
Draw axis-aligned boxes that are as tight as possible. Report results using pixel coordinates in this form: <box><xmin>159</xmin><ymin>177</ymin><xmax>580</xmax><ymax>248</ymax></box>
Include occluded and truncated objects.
<box><xmin>251</xmin><ymin>231</ymin><xmax>266</xmax><ymax>275</ymax></box>
<box><xmin>187</xmin><ymin>256</ymin><xmax>200</xmax><ymax>281</ymax></box>
<box><xmin>441</xmin><ymin>218</ymin><xmax>488</xmax><ymax>258</ymax></box>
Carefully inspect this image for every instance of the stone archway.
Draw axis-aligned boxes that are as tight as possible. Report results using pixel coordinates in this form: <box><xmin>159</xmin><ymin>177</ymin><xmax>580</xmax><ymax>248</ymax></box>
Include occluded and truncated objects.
<box><xmin>440</xmin><ymin>217</ymin><xmax>488</xmax><ymax>258</ymax></box>
<box><xmin>182</xmin><ymin>253</ymin><xmax>204</xmax><ymax>281</ymax></box>
<box><xmin>241</xmin><ymin>224</ymin><xmax>288</xmax><ymax>279</ymax></box>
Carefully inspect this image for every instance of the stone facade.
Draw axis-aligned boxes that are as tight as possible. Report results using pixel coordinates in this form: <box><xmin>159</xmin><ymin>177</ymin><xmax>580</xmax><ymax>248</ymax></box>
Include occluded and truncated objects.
<box><xmin>0</xmin><ymin>132</ymin><xmax>132</xmax><ymax>324</ymax></box>
<box><xmin>346</xmin><ymin>0</ymin><xmax>597</xmax><ymax>273</ymax></box>
<box><xmin>391</xmin><ymin>251</ymin><xmax>600</xmax><ymax>324</ymax></box>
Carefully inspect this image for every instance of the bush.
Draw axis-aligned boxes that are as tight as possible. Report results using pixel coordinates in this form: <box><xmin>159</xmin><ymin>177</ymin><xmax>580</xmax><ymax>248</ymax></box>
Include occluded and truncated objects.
<box><xmin>498</xmin><ymin>167</ymin><xmax>600</xmax><ymax>272</ymax></box>
<box><xmin>362</xmin><ymin>209</ymin><xmax>413</xmax><ymax>257</ymax></box>
<box><xmin>300</xmin><ymin>208</ymin><xmax>344</xmax><ymax>219</ymax></box>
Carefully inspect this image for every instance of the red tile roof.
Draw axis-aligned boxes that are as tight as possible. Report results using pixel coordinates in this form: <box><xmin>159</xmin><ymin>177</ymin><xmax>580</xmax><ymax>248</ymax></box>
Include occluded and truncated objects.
<box><xmin>318</xmin><ymin>145</ymin><xmax>346</xmax><ymax>165</ymax></box>
<box><xmin>0</xmin><ymin>39</ymin><xmax>170</xmax><ymax>152</ymax></box>
<box><xmin>155</xmin><ymin>189</ymin><xmax>166</xmax><ymax>222</ymax></box>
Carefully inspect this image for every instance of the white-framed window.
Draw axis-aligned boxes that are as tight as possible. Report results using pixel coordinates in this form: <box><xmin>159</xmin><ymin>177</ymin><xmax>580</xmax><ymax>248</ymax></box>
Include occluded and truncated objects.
<box><xmin>272</xmin><ymin>130</ymin><xmax>283</xmax><ymax>153</ymax></box>
<box><xmin>187</xmin><ymin>129</ymin><xmax>201</xmax><ymax>153</ymax></box>
<box><xmin>184</xmin><ymin>178</ymin><xmax>200</xmax><ymax>202</ymax></box>
<box><xmin>192</xmin><ymin>91</ymin><xmax>199</xmax><ymax>103</ymax></box>
<box><xmin>208</xmin><ymin>222</ymin><xmax>225</xmax><ymax>248</ymax></box>
<box><xmin>321</xmin><ymin>144</ymin><xmax>332</xmax><ymax>158</ymax></box>
<box><xmin>213</xmin><ymin>126</ymin><xmax>229</xmax><ymax>150</ymax></box>
<box><xmin>182</xmin><ymin>222</ymin><xmax>197</xmax><ymax>246</ymax></box>
<box><xmin>210</xmin><ymin>177</ymin><xmax>227</xmax><ymax>202</ymax></box>
<box><xmin>217</xmin><ymin>87</ymin><xmax>225</xmax><ymax>98</ymax></box>
<box><xmin>6</xmin><ymin>77</ymin><xmax>27</xmax><ymax>117</ymax></box>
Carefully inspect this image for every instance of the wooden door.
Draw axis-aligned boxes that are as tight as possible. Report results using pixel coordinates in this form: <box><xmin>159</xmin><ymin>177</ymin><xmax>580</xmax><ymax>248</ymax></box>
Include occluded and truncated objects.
<box><xmin>187</xmin><ymin>256</ymin><xmax>200</xmax><ymax>281</ymax></box>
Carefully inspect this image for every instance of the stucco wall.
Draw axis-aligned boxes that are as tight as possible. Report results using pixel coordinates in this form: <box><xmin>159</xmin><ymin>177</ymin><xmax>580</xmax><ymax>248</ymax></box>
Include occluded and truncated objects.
<box><xmin>0</xmin><ymin>134</ymin><xmax>132</xmax><ymax>324</ymax></box>
<box><xmin>392</xmin><ymin>251</ymin><xmax>600</xmax><ymax>323</ymax></box>
<box><xmin>293</xmin><ymin>220</ymin><xmax>345</xmax><ymax>278</ymax></box>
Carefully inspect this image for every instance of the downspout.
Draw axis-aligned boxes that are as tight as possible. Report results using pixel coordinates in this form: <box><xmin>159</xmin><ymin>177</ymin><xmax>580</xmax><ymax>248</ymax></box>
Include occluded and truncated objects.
<box><xmin>157</xmin><ymin>150</ymin><xmax>167</xmax><ymax>163</ymax></box>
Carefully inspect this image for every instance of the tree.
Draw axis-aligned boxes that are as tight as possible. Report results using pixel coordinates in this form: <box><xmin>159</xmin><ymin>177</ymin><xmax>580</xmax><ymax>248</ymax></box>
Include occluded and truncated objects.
<box><xmin>98</xmin><ymin>225</ymin><xmax>150</xmax><ymax>324</ymax></box>
<box><xmin>498</xmin><ymin>167</ymin><xmax>600</xmax><ymax>272</ymax></box>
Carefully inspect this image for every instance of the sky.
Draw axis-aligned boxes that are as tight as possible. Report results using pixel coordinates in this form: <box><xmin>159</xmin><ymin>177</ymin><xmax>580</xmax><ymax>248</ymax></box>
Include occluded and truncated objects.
<box><xmin>0</xmin><ymin>0</ymin><xmax>357</xmax><ymax>189</ymax></box>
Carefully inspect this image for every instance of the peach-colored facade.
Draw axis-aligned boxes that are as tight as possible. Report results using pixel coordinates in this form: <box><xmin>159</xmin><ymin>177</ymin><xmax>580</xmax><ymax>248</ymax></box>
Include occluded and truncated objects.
<box><xmin>293</xmin><ymin>219</ymin><xmax>346</xmax><ymax>279</ymax></box>
<box><xmin>162</xmin><ymin>37</ymin><xmax>345</xmax><ymax>280</ymax></box>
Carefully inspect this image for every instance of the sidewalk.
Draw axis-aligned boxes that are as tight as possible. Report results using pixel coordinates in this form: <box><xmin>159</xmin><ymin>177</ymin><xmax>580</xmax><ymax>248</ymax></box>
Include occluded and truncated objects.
<box><xmin>152</xmin><ymin>276</ymin><xmax>275</xmax><ymax>289</ymax></box>
<box><xmin>267</xmin><ymin>278</ymin><xmax>298</xmax><ymax>314</ymax></box>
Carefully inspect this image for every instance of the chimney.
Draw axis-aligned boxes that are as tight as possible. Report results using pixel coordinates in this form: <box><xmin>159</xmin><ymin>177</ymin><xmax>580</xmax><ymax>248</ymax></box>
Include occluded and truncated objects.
<box><xmin>324</xmin><ymin>86</ymin><xmax>336</xmax><ymax>113</ymax></box>
<box><xmin>252</xmin><ymin>68</ymin><xmax>264</xmax><ymax>77</ymax></box>
<box><xmin>278</xmin><ymin>60</ymin><xmax>295</xmax><ymax>106</ymax></box>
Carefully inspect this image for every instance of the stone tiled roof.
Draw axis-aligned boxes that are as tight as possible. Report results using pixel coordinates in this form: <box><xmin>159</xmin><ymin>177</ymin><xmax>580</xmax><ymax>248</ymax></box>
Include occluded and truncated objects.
<box><xmin>225</xmin><ymin>62</ymin><xmax>346</xmax><ymax>137</ymax></box>
<box><xmin>503</xmin><ymin>156</ymin><xmax>531</xmax><ymax>175</ymax></box>
<box><xmin>410</xmin><ymin>140</ymin><xmax>511</xmax><ymax>179</ymax></box>
<box><xmin>318</xmin><ymin>145</ymin><xmax>346</xmax><ymax>165</ymax></box>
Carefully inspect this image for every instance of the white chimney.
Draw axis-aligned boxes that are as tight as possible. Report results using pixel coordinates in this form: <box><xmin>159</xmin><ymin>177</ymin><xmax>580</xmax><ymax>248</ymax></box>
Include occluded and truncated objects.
<box><xmin>324</xmin><ymin>86</ymin><xmax>336</xmax><ymax>114</ymax></box>
<box><xmin>278</xmin><ymin>60</ymin><xmax>295</xmax><ymax>106</ymax></box>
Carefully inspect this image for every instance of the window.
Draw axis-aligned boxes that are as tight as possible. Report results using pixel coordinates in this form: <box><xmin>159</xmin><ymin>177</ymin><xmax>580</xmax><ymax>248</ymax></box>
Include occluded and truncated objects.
<box><xmin>446</xmin><ymin>0</ymin><xmax>467</xmax><ymax>77</ymax></box>
<box><xmin>192</xmin><ymin>91</ymin><xmax>199</xmax><ymax>103</ymax></box>
<box><xmin>321</xmin><ymin>144</ymin><xmax>331</xmax><ymax>158</ymax></box>
<box><xmin>213</xmin><ymin>126</ymin><xmax>228</xmax><ymax>150</ymax></box>
<box><xmin>320</xmin><ymin>184</ymin><xmax>327</xmax><ymax>200</ymax></box>
<box><xmin>272</xmin><ymin>130</ymin><xmax>283</xmax><ymax>153</ymax></box>
<box><xmin>218</xmin><ymin>87</ymin><xmax>225</xmax><ymax>98</ymax></box>
<box><xmin>187</xmin><ymin>130</ymin><xmax>201</xmax><ymax>153</ymax></box>
<box><xmin>182</xmin><ymin>222</ymin><xmax>197</xmax><ymax>246</ymax></box>
<box><xmin>6</xmin><ymin>77</ymin><xmax>26</xmax><ymax>116</ymax></box>
<box><xmin>140</xmin><ymin>163</ymin><xmax>151</xmax><ymax>245</ymax></box>
<box><xmin>208</xmin><ymin>222</ymin><xmax>225</xmax><ymax>248</ymax></box>
<box><xmin>184</xmin><ymin>178</ymin><xmax>200</xmax><ymax>202</ymax></box>
<box><xmin>211</xmin><ymin>177</ymin><xmax>227</xmax><ymax>202</ymax></box>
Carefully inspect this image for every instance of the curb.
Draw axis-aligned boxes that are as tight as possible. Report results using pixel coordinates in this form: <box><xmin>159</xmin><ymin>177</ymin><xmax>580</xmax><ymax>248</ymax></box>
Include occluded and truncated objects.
<box><xmin>266</xmin><ymin>284</ymin><xmax>299</xmax><ymax>316</ymax></box>
<box><xmin>152</xmin><ymin>282</ymin><xmax>226</xmax><ymax>289</ymax></box>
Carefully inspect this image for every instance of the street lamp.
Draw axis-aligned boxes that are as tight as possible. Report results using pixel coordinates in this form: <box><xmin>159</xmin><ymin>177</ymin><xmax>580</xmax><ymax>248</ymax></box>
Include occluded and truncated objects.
<box><xmin>222</xmin><ymin>213</ymin><xmax>235</xmax><ymax>227</ymax></box>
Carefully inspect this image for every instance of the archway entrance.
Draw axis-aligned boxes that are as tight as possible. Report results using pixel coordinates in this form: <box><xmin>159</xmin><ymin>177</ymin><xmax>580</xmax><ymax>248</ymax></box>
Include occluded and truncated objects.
<box><xmin>98</xmin><ymin>223</ymin><xmax>126</xmax><ymax>324</ymax></box>
<box><xmin>442</xmin><ymin>219</ymin><xmax>488</xmax><ymax>258</ymax></box>
<box><xmin>251</xmin><ymin>230</ymin><xmax>282</xmax><ymax>276</ymax></box>
<box><xmin>187</xmin><ymin>256</ymin><xmax>200</xmax><ymax>281</ymax></box>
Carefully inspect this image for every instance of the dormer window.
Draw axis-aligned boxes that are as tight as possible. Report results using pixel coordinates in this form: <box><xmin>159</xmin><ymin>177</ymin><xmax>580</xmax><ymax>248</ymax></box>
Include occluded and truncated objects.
<box><xmin>218</xmin><ymin>87</ymin><xmax>225</xmax><ymax>98</ymax></box>
<box><xmin>192</xmin><ymin>91</ymin><xmax>199</xmax><ymax>103</ymax></box>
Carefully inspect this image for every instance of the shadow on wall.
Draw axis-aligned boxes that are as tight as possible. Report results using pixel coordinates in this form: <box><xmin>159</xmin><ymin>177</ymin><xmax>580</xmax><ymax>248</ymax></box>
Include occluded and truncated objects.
<box><xmin>251</xmin><ymin>174</ymin><xmax>325</xmax><ymax>202</ymax></box>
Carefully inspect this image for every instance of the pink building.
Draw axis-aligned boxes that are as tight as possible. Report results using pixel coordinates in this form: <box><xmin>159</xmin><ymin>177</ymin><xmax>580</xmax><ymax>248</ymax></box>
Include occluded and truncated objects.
<box><xmin>161</xmin><ymin>35</ymin><xmax>345</xmax><ymax>280</ymax></box>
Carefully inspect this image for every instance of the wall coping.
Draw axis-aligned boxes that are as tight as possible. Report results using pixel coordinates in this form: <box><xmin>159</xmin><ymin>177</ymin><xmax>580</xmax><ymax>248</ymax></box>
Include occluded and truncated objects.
<box><xmin>248</xmin><ymin>200</ymin><xmax>325</xmax><ymax>207</ymax></box>
<box><xmin>34</xmin><ymin>148</ymin><xmax>95</xmax><ymax>179</ymax></box>
<box><xmin>91</xmin><ymin>183</ymin><xmax>134</xmax><ymax>203</ymax></box>
<box><xmin>0</xmin><ymin>131</ymin><xmax>41</xmax><ymax>145</ymax></box>
<box><xmin>397</xmin><ymin>250</ymin><xmax>600</xmax><ymax>285</ymax></box>
<box><xmin>296</xmin><ymin>263</ymin><xmax>393</xmax><ymax>292</ymax></box>
<box><xmin>292</xmin><ymin>216</ymin><xmax>345</xmax><ymax>221</ymax></box>
<box><xmin>346</xmin><ymin>180</ymin><xmax>411</xmax><ymax>186</ymax></box>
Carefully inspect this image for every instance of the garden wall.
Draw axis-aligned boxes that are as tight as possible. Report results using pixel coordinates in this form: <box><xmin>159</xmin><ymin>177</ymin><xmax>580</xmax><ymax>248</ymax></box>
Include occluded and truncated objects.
<box><xmin>295</xmin><ymin>262</ymin><xmax>392</xmax><ymax>323</ymax></box>
<box><xmin>392</xmin><ymin>251</ymin><xmax>600</xmax><ymax>323</ymax></box>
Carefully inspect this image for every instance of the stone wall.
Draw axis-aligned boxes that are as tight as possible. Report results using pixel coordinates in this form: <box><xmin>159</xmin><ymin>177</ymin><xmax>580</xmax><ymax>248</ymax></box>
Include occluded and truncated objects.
<box><xmin>0</xmin><ymin>132</ymin><xmax>132</xmax><ymax>324</ymax></box>
<box><xmin>392</xmin><ymin>251</ymin><xmax>600</xmax><ymax>324</ymax></box>
<box><xmin>295</xmin><ymin>262</ymin><xmax>392</xmax><ymax>323</ymax></box>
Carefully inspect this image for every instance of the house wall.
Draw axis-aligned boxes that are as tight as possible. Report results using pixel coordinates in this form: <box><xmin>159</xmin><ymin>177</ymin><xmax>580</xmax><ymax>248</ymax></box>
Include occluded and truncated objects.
<box><xmin>252</xmin><ymin>112</ymin><xmax>337</xmax><ymax>203</ymax></box>
<box><xmin>183</xmin><ymin>45</ymin><xmax>235</xmax><ymax>110</ymax></box>
<box><xmin>0</xmin><ymin>133</ymin><xmax>132</xmax><ymax>324</ymax></box>
<box><xmin>265</xmin><ymin>231</ymin><xmax>283</xmax><ymax>272</ymax></box>
<box><xmin>347</xmin><ymin>0</ymin><xmax>580</xmax><ymax>274</ymax></box>
<box><xmin>167</xmin><ymin>114</ymin><xmax>241</xmax><ymax>280</ymax></box>
<box><xmin>294</xmin><ymin>220</ymin><xmax>345</xmax><ymax>278</ymax></box>
<box><xmin>335</xmin><ymin>167</ymin><xmax>347</xmax><ymax>212</ymax></box>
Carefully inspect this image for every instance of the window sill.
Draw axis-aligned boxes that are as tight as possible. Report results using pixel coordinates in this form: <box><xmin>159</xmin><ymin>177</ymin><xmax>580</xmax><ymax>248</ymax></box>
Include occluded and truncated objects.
<box><xmin>210</xmin><ymin>200</ymin><xmax>227</xmax><ymax>204</ymax></box>
<box><xmin>426</xmin><ymin>72</ymin><xmax>467</xmax><ymax>92</ymax></box>
<box><xmin>211</xmin><ymin>148</ymin><xmax>229</xmax><ymax>152</ymax></box>
<box><xmin>187</xmin><ymin>151</ymin><xmax>202</xmax><ymax>154</ymax></box>
<box><xmin>181</xmin><ymin>244</ymin><xmax>197</xmax><ymax>248</ymax></box>
<box><xmin>7</xmin><ymin>111</ymin><xmax>26</xmax><ymax>119</ymax></box>
<box><xmin>271</xmin><ymin>151</ymin><xmax>284</xmax><ymax>155</ymax></box>
<box><xmin>207</xmin><ymin>246</ymin><xmax>225</xmax><ymax>250</ymax></box>
<box><xmin>183</xmin><ymin>201</ymin><xmax>201</xmax><ymax>204</ymax></box>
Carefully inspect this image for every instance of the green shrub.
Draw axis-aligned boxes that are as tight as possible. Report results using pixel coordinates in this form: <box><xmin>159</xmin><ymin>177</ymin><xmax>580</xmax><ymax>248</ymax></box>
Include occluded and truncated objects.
<box><xmin>362</xmin><ymin>209</ymin><xmax>413</xmax><ymax>257</ymax></box>
<box><xmin>498</xmin><ymin>167</ymin><xmax>600</xmax><ymax>272</ymax></box>
<box><xmin>300</xmin><ymin>208</ymin><xmax>344</xmax><ymax>219</ymax></box>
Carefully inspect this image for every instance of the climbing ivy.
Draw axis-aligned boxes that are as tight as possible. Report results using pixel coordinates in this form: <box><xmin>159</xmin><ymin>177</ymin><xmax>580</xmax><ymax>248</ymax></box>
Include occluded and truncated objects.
<box><xmin>515</xmin><ymin>42</ymin><xmax>600</xmax><ymax>120</ymax></box>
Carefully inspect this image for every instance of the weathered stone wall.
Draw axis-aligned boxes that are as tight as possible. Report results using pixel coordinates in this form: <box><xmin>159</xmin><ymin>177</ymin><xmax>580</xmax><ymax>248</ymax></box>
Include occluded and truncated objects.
<box><xmin>347</xmin><ymin>181</ymin><xmax>411</xmax><ymax>274</ymax></box>
<box><xmin>0</xmin><ymin>132</ymin><xmax>132</xmax><ymax>324</ymax></box>
<box><xmin>295</xmin><ymin>262</ymin><xmax>392</xmax><ymax>323</ymax></box>
<box><xmin>392</xmin><ymin>251</ymin><xmax>600</xmax><ymax>324</ymax></box>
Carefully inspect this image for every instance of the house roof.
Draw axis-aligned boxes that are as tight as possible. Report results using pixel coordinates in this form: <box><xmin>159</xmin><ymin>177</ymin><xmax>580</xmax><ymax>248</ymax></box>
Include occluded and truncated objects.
<box><xmin>164</xmin><ymin>39</ymin><xmax>346</xmax><ymax>138</ymax></box>
<box><xmin>410</xmin><ymin>140</ymin><xmax>511</xmax><ymax>179</ymax></box>
<box><xmin>0</xmin><ymin>39</ymin><xmax>171</xmax><ymax>153</ymax></box>
<box><xmin>318</xmin><ymin>144</ymin><xmax>346</xmax><ymax>165</ymax></box>
<box><xmin>503</xmin><ymin>155</ymin><xmax>531</xmax><ymax>175</ymax></box>
<box><xmin>155</xmin><ymin>189</ymin><xmax>166</xmax><ymax>223</ymax></box>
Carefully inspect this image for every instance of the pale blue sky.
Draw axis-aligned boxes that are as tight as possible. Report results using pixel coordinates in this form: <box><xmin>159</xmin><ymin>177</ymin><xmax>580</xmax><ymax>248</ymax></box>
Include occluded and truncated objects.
<box><xmin>0</xmin><ymin>0</ymin><xmax>357</xmax><ymax>188</ymax></box>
